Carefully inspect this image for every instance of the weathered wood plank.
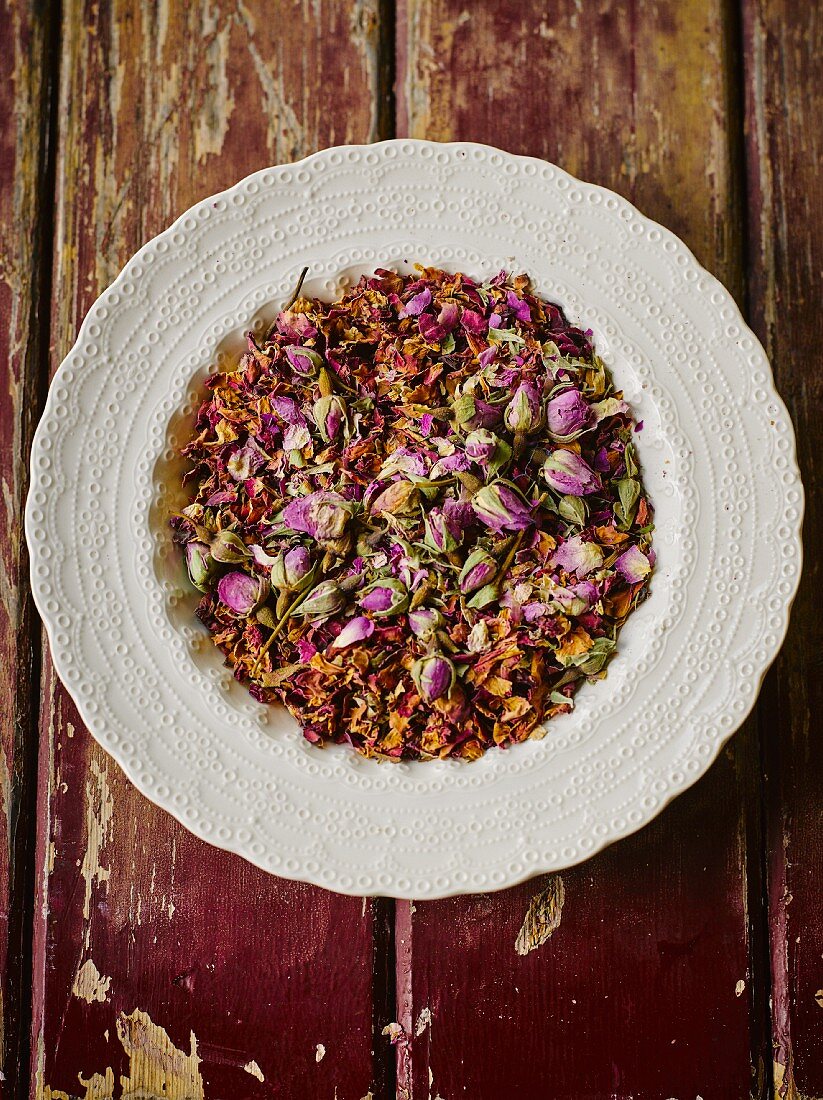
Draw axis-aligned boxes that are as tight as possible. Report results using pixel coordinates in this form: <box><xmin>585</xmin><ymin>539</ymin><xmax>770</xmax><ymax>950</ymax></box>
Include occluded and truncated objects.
<box><xmin>0</xmin><ymin>0</ymin><xmax>56</xmax><ymax>1084</ymax></box>
<box><xmin>31</xmin><ymin>2</ymin><xmax>390</xmax><ymax>1095</ymax></box>
<box><xmin>395</xmin><ymin>2</ymin><xmax>767</xmax><ymax>1096</ymax></box>
<box><xmin>741</xmin><ymin>2</ymin><xmax>823</xmax><ymax>1095</ymax></box>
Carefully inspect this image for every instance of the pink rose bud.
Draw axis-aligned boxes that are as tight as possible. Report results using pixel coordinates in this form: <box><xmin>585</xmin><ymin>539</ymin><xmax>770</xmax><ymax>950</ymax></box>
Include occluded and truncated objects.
<box><xmin>542</xmin><ymin>450</ymin><xmax>601</xmax><ymax>496</ymax></box>
<box><xmin>285</xmin><ymin>345</ymin><xmax>323</xmax><ymax>375</ymax></box>
<box><xmin>547</xmin><ymin>388</ymin><xmax>591</xmax><ymax>437</ymax></box>
<box><xmin>424</xmin><ymin>508</ymin><xmax>460</xmax><ymax>553</ymax></box>
<box><xmin>408</xmin><ymin>607</ymin><xmax>444</xmax><ymax>639</ymax></box>
<box><xmin>458</xmin><ymin>548</ymin><xmax>497</xmax><ymax>594</ymax></box>
<box><xmin>370</xmin><ymin>480</ymin><xmax>421</xmax><ymax>516</ymax></box>
<box><xmin>271</xmin><ymin>546</ymin><xmax>314</xmax><ymax>592</ymax></box>
<box><xmin>471</xmin><ymin>481</ymin><xmax>534</xmax><ymax>532</ymax></box>
<box><xmin>465</xmin><ymin>429</ymin><xmax>499</xmax><ymax>463</ymax></box>
<box><xmin>217</xmin><ymin>571</ymin><xmax>268</xmax><ymax>616</ymax></box>
<box><xmin>292</xmin><ymin>579</ymin><xmax>345</xmax><ymax>621</ymax></box>
<box><xmin>359</xmin><ymin>579</ymin><xmax>409</xmax><ymax>617</ymax></box>
<box><xmin>185</xmin><ymin>541</ymin><xmax>214</xmax><ymax>592</ymax></box>
<box><xmin>504</xmin><ymin>382</ymin><xmax>541</xmax><ymax>433</ymax></box>
<box><xmin>412</xmin><ymin>654</ymin><xmax>456</xmax><ymax>704</ymax></box>
<box><xmin>313</xmin><ymin>394</ymin><xmax>347</xmax><ymax>443</ymax></box>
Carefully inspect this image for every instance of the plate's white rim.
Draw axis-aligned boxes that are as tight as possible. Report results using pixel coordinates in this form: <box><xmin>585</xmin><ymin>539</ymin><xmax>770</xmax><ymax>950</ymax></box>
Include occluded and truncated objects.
<box><xmin>26</xmin><ymin>139</ymin><xmax>804</xmax><ymax>898</ymax></box>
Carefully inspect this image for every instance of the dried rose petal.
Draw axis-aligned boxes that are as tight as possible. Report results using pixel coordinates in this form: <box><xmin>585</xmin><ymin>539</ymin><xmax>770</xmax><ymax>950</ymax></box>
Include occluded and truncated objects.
<box><xmin>283</xmin><ymin>492</ymin><xmax>351</xmax><ymax>542</ymax></box>
<box><xmin>331</xmin><ymin>616</ymin><xmax>375</xmax><ymax>649</ymax></box>
<box><xmin>615</xmin><ymin>544</ymin><xmax>651</xmax><ymax>583</ymax></box>
<box><xmin>549</xmin><ymin>534</ymin><xmax>604</xmax><ymax>578</ymax></box>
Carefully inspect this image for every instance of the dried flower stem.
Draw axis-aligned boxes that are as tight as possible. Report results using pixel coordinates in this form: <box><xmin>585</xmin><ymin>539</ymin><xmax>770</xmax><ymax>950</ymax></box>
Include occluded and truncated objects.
<box><xmin>284</xmin><ymin>266</ymin><xmax>309</xmax><ymax>310</ymax></box>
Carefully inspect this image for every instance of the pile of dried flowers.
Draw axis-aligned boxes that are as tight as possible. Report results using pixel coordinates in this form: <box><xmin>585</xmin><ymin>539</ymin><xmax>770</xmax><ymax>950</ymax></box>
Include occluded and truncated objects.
<box><xmin>172</xmin><ymin>267</ymin><xmax>653</xmax><ymax>760</ymax></box>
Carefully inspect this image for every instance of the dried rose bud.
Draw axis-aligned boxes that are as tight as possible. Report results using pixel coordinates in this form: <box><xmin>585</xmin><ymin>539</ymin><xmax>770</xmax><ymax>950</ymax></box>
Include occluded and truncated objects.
<box><xmin>504</xmin><ymin>382</ymin><xmax>541</xmax><ymax>434</ymax></box>
<box><xmin>359</xmin><ymin>579</ymin><xmax>409</xmax><ymax>617</ymax></box>
<box><xmin>210</xmin><ymin>530</ymin><xmax>253</xmax><ymax>563</ymax></box>
<box><xmin>292</xmin><ymin>579</ymin><xmax>345</xmax><ymax>621</ymax></box>
<box><xmin>424</xmin><ymin>508</ymin><xmax>460</xmax><ymax>553</ymax></box>
<box><xmin>331</xmin><ymin>615</ymin><xmax>375</xmax><ymax>650</ymax></box>
<box><xmin>547</xmin><ymin>388</ymin><xmax>591</xmax><ymax>437</ymax></box>
<box><xmin>185</xmin><ymin>541</ymin><xmax>214</xmax><ymax>592</ymax></box>
<box><xmin>453</xmin><ymin>393</ymin><xmax>502</xmax><ymax>430</ymax></box>
<box><xmin>217</xmin><ymin>571</ymin><xmax>269</xmax><ymax>616</ymax></box>
<box><xmin>370</xmin><ymin>480</ymin><xmax>421</xmax><ymax>517</ymax></box>
<box><xmin>313</xmin><ymin>394</ymin><xmax>347</xmax><ymax>443</ymax></box>
<box><xmin>283</xmin><ymin>491</ymin><xmax>352</xmax><ymax>543</ymax></box>
<box><xmin>408</xmin><ymin>607</ymin><xmax>444</xmax><ymax>639</ymax></box>
<box><xmin>271</xmin><ymin>546</ymin><xmax>315</xmax><ymax>593</ymax></box>
<box><xmin>465</xmin><ymin>429</ymin><xmax>499</xmax><ymax>463</ymax></box>
<box><xmin>471</xmin><ymin>481</ymin><xmax>534</xmax><ymax>532</ymax></box>
<box><xmin>412</xmin><ymin>654</ymin><xmax>456</xmax><ymax>704</ymax></box>
<box><xmin>458</xmin><ymin>548</ymin><xmax>497</xmax><ymax>595</ymax></box>
<box><xmin>542</xmin><ymin>450</ymin><xmax>601</xmax><ymax>496</ymax></box>
<box><xmin>285</xmin><ymin>345</ymin><xmax>323</xmax><ymax>375</ymax></box>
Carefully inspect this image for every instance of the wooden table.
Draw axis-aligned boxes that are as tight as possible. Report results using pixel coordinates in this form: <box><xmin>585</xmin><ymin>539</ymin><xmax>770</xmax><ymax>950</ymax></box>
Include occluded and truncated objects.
<box><xmin>1</xmin><ymin>2</ymin><xmax>820</xmax><ymax>1096</ymax></box>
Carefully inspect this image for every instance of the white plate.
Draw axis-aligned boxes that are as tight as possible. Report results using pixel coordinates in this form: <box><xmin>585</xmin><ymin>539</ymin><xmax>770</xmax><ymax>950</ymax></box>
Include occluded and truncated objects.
<box><xmin>26</xmin><ymin>141</ymin><xmax>802</xmax><ymax>899</ymax></box>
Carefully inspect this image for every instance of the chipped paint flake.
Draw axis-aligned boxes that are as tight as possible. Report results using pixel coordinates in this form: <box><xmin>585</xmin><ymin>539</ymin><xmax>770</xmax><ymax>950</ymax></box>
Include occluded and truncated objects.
<box><xmin>72</xmin><ymin>958</ymin><xmax>112</xmax><ymax>1004</ymax></box>
<box><xmin>81</xmin><ymin>758</ymin><xmax>114</xmax><ymax>925</ymax></box>
<box><xmin>515</xmin><ymin>875</ymin><xmax>565</xmax><ymax>955</ymax></box>
<box><xmin>735</xmin><ymin>978</ymin><xmax>745</xmax><ymax>997</ymax></box>
<box><xmin>117</xmin><ymin>1009</ymin><xmax>204</xmax><ymax>1100</ymax></box>
<box><xmin>243</xmin><ymin>1060</ymin><xmax>265</xmax><ymax>1082</ymax></box>
<box><xmin>414</xmin><ymin>1007</ymin><xmax>432</xmax><ymax>1036</ymax></box>
<box><xmin>382</xmin><ymin>1021</ymin><xmax>404</xmax><ymax>1044</ymax></box>
<box><xmin>315</xmin><ymin>1043</ymin><xmax>326</xmax><ymax>1062</ymax></box>
<box><xmin>78</xmin><ymin>1069</ymin><xmax>115</xmax><ymax>1100</ymax></box>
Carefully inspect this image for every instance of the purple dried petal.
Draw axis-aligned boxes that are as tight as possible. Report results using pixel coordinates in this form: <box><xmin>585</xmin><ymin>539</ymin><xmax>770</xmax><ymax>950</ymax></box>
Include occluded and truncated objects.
<box><xmin>400</xmin><ymin>287</ymin><xmax>432</xmax><ymax>317</ymax></box>
<box><xmin>506</xmin><ymin>289</ymin><xmax>531</xmax><ymax>323</ymax></box>
<box><xmin>549</xmin><ymin>535</ymin><xmax>604</xmax><ymax>578</ymax></box>
<box><xmin>283</xmin><ymin>492</ymin><xmax>350</xmax><ymax>541</ymax></box>
<box><xmin>614</xmin><ymin>544</ymin><xmax>652</xmax><ymax>583</ymax></box>
<box><xmin>331</xmin><ymin>615</ymin><xmax>375</xmax><ymax>649</ymax></box>
<box><xmin>271</xmin><ymin>396</ymin><xmax>304</xmax><ymax>425</ymax></box>
<box><xmin>461</xmin><ymin>308</ymin><xmax>487</xmax><ymax>334</ymax></box>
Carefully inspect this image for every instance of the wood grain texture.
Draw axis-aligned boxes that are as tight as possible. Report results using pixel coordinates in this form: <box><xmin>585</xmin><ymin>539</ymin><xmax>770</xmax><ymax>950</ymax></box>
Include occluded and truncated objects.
<box><xmin>395</xmin><ymin>2</ymin><xmax>767</xmax><ymax>1096</ymax></box>
<box><xmin>31</xmin><ymin>2</ymin><xmax>390</xmax><ymax>1096</ymax></box>
<box><xmin>0</xmin><ymin>0</ymin><xmax>56</xmax><ymax>1082</ymax></box>
<box><xmin>741</xmin><ymin>2</ymin><xmax>823</xmax><ymax>1096</ymax></box>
